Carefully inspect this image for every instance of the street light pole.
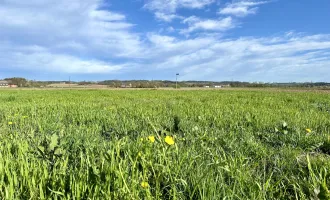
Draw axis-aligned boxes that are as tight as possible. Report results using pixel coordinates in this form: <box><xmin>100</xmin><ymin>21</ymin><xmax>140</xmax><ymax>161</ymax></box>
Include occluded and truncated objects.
<box><xmin>176</xmin><ymin>73</ymin><xmax>179</xmax><ymax>89</ymax></box>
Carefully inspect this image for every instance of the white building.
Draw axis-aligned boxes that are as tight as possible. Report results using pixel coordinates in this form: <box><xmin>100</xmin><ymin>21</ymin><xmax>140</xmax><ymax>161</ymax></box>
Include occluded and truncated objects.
<box><xmin>0</xmin><ymin>80</ymin><xmax>9</xmax><ymax>87</ymax></box>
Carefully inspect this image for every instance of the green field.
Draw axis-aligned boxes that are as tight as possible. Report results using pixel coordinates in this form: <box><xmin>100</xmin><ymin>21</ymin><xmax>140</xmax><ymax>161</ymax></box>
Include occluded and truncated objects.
<box><xmin>1</xmin><ymin>89</ymin><xmax>330</xmax><ymax>199</ymax></box>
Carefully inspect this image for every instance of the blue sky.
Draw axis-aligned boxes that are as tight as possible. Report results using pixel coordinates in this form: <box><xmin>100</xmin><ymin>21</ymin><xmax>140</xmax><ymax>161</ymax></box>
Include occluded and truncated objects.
<box><xmin>1</xmin><ymin>0</ymin><xmax>330</xmax><ymax>82</ymax></box>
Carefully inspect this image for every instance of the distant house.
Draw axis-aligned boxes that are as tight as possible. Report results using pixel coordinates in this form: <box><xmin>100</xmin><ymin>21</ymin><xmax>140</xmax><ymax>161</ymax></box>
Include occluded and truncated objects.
<box><xmin>121</xmin><ymin>83</ymin><xmax>132</xmax><ymax>88</ymax></box>
<box><xmin>0</xmin><ymin>80</ymin><xmax>9</xmax><ymax>87</ymax></box>
<box><xmin>214</xmin><ymin>85</ymin><xmax>230</xmax><ymax>88</ymax></box>
<box><xmin>0</xmin><ymin>80</ymin><xmax>18</xmax><ymax>88</ymax></box>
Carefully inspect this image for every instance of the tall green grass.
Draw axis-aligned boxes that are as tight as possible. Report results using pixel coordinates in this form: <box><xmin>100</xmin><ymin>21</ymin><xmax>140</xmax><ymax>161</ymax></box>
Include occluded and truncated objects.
<box><xmin>0</xmin><ymin>89</ymin><xmax>330</xmax><ymax>199</ymax></box>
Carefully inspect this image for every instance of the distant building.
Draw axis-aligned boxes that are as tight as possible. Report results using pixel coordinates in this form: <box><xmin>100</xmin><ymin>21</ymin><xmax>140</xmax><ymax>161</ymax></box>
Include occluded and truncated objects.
<box><xmin>0</xmin><ymin>80</ymin><xmax>9</xmax><ymax>87</ymax></box>
<box><xmin>213</xmin><ymin>85</ymin><xmax>230</xmax><ymax>88</ymax></box>
<box><xmin>121</xmin><ymin>83</ymin><xmax>132</xmax><ymax>88</ymax></box>
<box><xmin>0</xmin><ymin>80</ymin><xmax>18</xmax><ymax>88</ymax></box>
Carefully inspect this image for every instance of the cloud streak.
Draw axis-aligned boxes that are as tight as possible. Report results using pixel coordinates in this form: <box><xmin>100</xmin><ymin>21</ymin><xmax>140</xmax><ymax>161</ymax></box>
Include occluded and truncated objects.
<box><xmin>219</xmin><ymin>1</ymin><xmax>270</xmax><ymax>17</ymax></box>
<box><xmin>144</xmin><ymin>0</ymin><xmax>215</xmax><ymax>21</ymax></box>
<box><xmin>144</xmin><ymin>0</ymin><xmax>215</xmax><ymax>13</ymax></box>
<box><xmin>180</xmin><ymin>16</ymin><xmax>234</xmax><ymax>34</ymax></box>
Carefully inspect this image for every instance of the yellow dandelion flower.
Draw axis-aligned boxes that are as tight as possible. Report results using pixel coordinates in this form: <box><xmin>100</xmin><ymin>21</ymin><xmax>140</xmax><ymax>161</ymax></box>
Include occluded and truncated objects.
<box><xmin>141</xmin><ymin>181</ymin><xmax>149</xmax><ymax>188</ymax></box>
<box><xmin>138</xmin><ymin>152</ymin><xmax>142</xmax><ymax>157</ymax></box>
<box><xmin>306</xmin><ymin>128</ymin><xmax>312</xmax><ymax>133</ymax></box>
<box><xmin>148</xmin><ymin>136</ymin><xmax>155</xmax><ymax>143</ymax></box>
<box><xmin>165</xmin><ymin>136</ymin><xmax>175</xmax><ymax>145</ymax></box>
<box><xmin>8</xmin><ymin>122</ymin><xmax>13</xmax><ymax>125</ymax></box>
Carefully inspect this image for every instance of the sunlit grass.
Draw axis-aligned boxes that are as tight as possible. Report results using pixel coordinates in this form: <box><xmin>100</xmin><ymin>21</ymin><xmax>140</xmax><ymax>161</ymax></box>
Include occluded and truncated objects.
<box><xmin>0</xmin><ymin>89</ymin><xmax>330</xmax><ymax>199</ymax></box>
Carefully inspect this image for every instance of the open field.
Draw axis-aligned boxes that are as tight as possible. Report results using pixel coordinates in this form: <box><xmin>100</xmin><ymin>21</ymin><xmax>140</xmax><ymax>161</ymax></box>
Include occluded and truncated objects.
<box><xmin>1</xmin><ymin>89</ymin><xmax>330</xmax><ymax>199</ymax></box>
<box><xmin>47</xmin><ymin>84</ymin><xmax>109</xmax><ymax>88</ymax></box>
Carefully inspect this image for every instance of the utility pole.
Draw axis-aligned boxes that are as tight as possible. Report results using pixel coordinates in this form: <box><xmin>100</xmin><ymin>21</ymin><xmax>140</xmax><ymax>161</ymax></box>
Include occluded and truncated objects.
<box><xmin>69</xmin><ymin>76</ymin><xmax>71</xmax><ymax>88</ymax></box>
<box><xmin>176</xmin><ymin>73</ymin><xmax>179</xmax><ymax>89</ymax></box>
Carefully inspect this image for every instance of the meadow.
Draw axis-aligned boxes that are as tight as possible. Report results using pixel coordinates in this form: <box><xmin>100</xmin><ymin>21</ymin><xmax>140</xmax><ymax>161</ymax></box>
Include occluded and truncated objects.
<box><xmin>0</xmin><ymin>89</ymin><xmax>330</xmax><ymax>199</ymax></box>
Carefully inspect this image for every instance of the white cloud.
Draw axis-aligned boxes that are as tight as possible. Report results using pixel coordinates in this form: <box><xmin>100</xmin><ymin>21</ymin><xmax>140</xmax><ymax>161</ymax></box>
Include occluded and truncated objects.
<box><xmin>89</xmin><ymin>10</ymin><xmax>126</xmax><ymax>21</ymax></box>
<box><xmin>143</xmin><ymin>33</ymin><xmax>330</xmax><ymax>82</ymax></box>
<box><xmin>219</xmin><ymin>1</ymin><xmax>269</xmax><ymax>17</ymax></box>
<box><xmin>0</xmin><ymin>0</ymin><xmax>144</xmax><ymax>74</ymax></box>
<box><xmin>145</xmin><ymin>0</ymin><xmax>215</xmax><ymax>13</ymax></box>
<box><xmin>182</xmin><ymin>16</ymin><xmax>200</xmax><ymax>24</ymax></box>
<box><xmin>144</xmin><ymin>0</ymin><xmax>215</xmax><ymax>21</ymax></box>
<box><xmin>181</xmin><ymin>16</ymin><xmax>234</xmax><ymax>34</ymax></box>
<box><xmin>146</xmin><ymin>33</ymin><xmax>215</xmax><ymax>56</ymax></box>
<box><xmin>154</xmin><ymin>12</ymin><xmax>183</xmax><ymax>22</ymax></box>
<box><xmin>0</xmin><ymin>42</ymin><xmax>125</xmax><ymax>73</ymax></box>
<box><xmin>166</xmin><ymin>26</ymin><xmax>176</xmax><ymax>32</ymax></box>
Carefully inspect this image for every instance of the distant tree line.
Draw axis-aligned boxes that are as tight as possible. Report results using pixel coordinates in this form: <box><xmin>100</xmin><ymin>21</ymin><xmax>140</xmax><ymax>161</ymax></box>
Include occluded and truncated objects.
<box><xmin>4</xmin><ymin>77</ymin><xmax>28</xmax><ymax>87</ymax></box>
<box><xmin>2</xmin><ymin>77</ymin><xmax>330</xmax><ymax>88</ymax></box>
<box><xmin>98</xmin><ymin>80</ymin><xmax>330</xmax><ymax>89</ymax></box>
